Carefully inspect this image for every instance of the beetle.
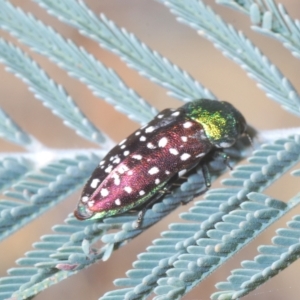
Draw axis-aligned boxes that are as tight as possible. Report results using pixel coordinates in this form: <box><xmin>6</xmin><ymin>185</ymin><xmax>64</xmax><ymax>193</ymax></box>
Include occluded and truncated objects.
<box><xmin>74</xmin><ymin>99</ymin><xmax>247</xmax><ymax>226</ymax></box>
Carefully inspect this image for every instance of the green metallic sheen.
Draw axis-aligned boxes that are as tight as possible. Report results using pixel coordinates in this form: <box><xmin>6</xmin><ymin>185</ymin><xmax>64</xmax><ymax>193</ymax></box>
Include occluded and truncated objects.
<box><xmin>185</xmin><ymin>99</ymin><xmax>246</xmax><ymax>148</ymax></box>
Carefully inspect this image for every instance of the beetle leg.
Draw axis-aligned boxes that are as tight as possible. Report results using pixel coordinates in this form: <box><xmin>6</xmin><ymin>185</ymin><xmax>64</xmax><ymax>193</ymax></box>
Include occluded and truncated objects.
<box><xmin>213</xmin><ymin>150</ymin><xmax>232</xmax><ymax>170</ymax></box>
<box><xmin>135</xmin><ymin>174</ymin><xmax>184</xmax><ymax>228</ymax></box>
<box><xmin>158</xmin><ymin>187</ymin><xmax>172</xmax><ymax>194</ymax></box>
<box><xmin>221</xmin><ymin>152</ymin><xmax>232</xmax><ymax>170</ymax></box>
<box><xmin>135</xmin><ymin>192</ymin><xmax>165</xmax><ymax>228</ymax></box>
<box><xmin>179</xmin><ymin>162</ymin><xmax>212</xmax><ymax>205</ymax></box>
<box><xmin>201</xmin><ymin>164</ymin><xmax>211</xmax><ymax>188</ymax></box>
<box><xmin>135</xmin><ymin>159</ymin><xmax>212</xmax><ymax>228</ymax></box>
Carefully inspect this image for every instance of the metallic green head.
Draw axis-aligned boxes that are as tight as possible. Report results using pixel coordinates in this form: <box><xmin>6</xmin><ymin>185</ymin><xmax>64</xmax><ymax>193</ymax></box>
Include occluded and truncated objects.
<box><xmin>184</xmin><ymin>99</ymin><xmax>247</xmax><ymax>148</ymax></box>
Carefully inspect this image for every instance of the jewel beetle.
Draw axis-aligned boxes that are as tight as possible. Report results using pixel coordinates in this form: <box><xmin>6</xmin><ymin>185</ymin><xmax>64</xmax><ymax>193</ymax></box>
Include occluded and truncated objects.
<box><xmin>74</xmin><ymin>99</ymin><xmax>247</xmax><ymax>226</ymax></box>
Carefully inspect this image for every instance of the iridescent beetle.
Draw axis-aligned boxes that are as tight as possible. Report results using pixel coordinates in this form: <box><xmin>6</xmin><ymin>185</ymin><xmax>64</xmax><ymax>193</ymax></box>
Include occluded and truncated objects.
<box><xmin>74</xmin><ymin>99</ymin><xmax>247</xmax><ymax>226</ymax></box>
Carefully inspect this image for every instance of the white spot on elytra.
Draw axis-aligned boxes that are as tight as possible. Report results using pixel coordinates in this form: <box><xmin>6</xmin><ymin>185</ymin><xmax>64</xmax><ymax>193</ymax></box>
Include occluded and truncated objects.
<box><xmin>183</xmin><ymin>121</ymin><xmax>193</xmax><ymax>128</ymax></box>
<box><xmin>181</xmin><ymin>136</ymin><xmax>188</xmax><ymax>142</ymax></box>
<box><xmin>148</xmin><ymin>166</ymin><xmax>159</xmax><ymax>175</ymax></box>
<box><xmin>145</xmin><ymin>126</ymin><xmax>155</xmax><ymax>133</ymax></box>
<box><xmin>118</xmin><ymin>164</ymin><xmax>129</xmax><ymax>174</ymax></box>
<box><xmin>139</xmin><ymin>190</ymin><xmax>145</xmax><ymax>196</ymax></box>
<box><xmin>155</xmin><ymin>178</ymin><xmax>160</xmax><ymax>184</ymax></box>
<box><xmin>123</xmin><ymin>150</ymin><xmax>130</xmax><ymax>156</ymax></box>
<box><xmin>115</xmin><ymin>198</ymin><xmax>121</xmax><ymax>206</ymax></box>
<box><xmin>101</xmin><ymin>188</ymin><xmax>109</xmax><ymax>197</ymax></box>
<box><xmin>165</xmin><ymin>170</ymin><xmax>170</xmax><ymax>175</ymax></box>
<box><xmin>119</xmin><ymin>139</ymin><xmax>126</xmax><ymax>145</ymax></box>
<box><xmin>169</xmin><ymin>148</ymin><xmax>179</xmax><ymax>155</ymax></box>
<box><xmin>135</xmin><ymin>131</ymin><xmax>141</xmax><ymax>136</ymax></box>
<box><xmin>172</xmin><ymin>111</ymin><xmax>180</xmax><ymax>116</ymax></box>
<box><xmin>196</xmin><ymin>153</ymin><xmax>205</xmax><ymax>158</ymax></box>
<box><xmin>147</xmin><ymin>142</ymin><xmax>156</xmax><ymax>149</ymax></box>
<box><xmin>158</xmin><ymin>137</ymin><xmax>168</xmax><ymax>148</ymax></box>
<box><xmin>132</xmin><ymin>154</ymin><xmax>142</xmax><ymax>160</ymax></box>
<box><xmin>88</xmin><ymin>200</ymin><xmax>95</xmax><ymax>207</ymax></box>
<box><xmin>120</xmin><ymin>144</ymin><xmax>126</xmax><ymax>149</ymax></box>
<box><xmin>124</xmin><ymin>186</ymin><xmax>132</xmax><ymax>193</ymax></box>
<box><xmin>181</xmin><ymin>153</ymin><xmax>191</xmax><ymax>161</ymax></box>
<box><xmin>140</xmin><ymin>136</ymin><xmax>146</xmax><ymax>142</ymax></box>
<box><xmin>99</xmin><ymin>160</ymin><xmax>105</xmax><ymax>166</ymax></box>
<box><xmin>105</xmin><ymin>165</ymin><xmax>113</xmax><ymax>173</ymax></box>
<box><xmin>81</xmin><ymin>196</ymin><xmax>89</xmax><ymax>203</ymax></box>
<box><xmin>113</xmin><ymin>173</ymin><xmax>120</xmax><ymax>185</ymax></box>
<box><xmin>157</xmin><ymin>114</ymin><xmax>164</xmax><ymax>119</ymax></box>
<box><xmin>113</xmin><ymin>157</ymin><xmax>121</xmax><ymax>164</ymax></box>
<box><xmin>127</xmin><ymin>170</ymin><xmax>133</xmax><ymax>175</ymax></box>
<box><xmin>90</xmin><ymin>178</ymin><xmax>100</xmax><ymax>188</ymax></box>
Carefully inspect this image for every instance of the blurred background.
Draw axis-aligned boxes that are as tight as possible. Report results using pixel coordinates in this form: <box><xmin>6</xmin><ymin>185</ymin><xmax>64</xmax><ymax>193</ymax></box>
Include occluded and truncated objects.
<box><xmin>0</xmin><ymin>0</ymin><xmax>299</xmax><ymax>299</ymax></box>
